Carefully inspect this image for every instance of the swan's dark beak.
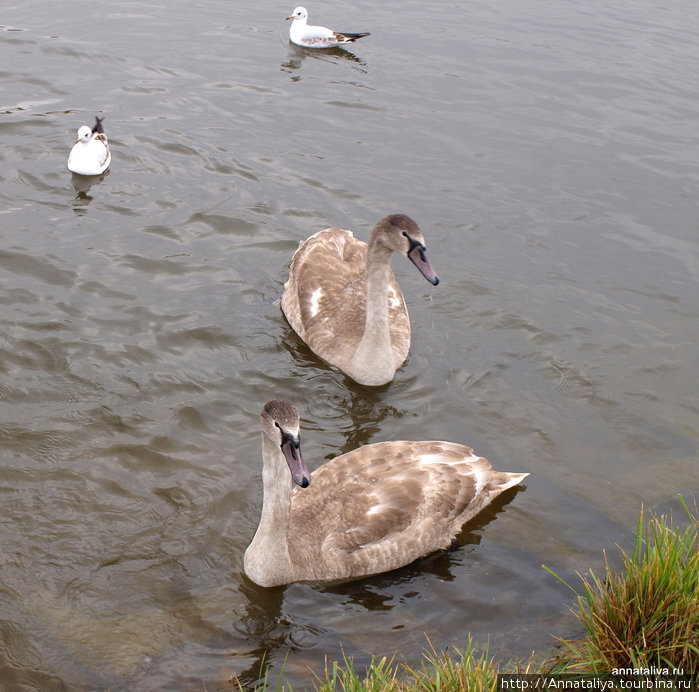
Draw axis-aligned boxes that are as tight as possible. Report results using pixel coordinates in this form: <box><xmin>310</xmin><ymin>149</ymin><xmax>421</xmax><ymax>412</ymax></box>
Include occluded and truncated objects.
<box><xmin>281</xmin><ymin>433</ymin><xmax>311</xmax><ymax>488</ymax></box>
<box><xmin>408</xmin><ymin>244</ymin><xmax>440</xmax><ymax>286</ymax></box>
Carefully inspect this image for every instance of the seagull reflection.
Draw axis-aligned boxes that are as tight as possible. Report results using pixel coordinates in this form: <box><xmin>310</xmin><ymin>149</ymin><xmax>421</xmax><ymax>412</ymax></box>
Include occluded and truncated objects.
<box><xmin>70</xmin><ymin>170</ymin><xmax>109</xmax><ymax>213</ymax></box>
<box><xmin>281</xmin><ymin>43</ymin><xmax>367</xmax><ymax>76</ymax></box>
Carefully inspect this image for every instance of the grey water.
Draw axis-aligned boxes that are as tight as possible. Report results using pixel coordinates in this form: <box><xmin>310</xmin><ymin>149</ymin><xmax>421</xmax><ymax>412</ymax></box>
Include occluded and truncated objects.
<box><xmin>1</xmin><ymin>0</ymin><xmax>698</xmax><ymax>689</ymax></box>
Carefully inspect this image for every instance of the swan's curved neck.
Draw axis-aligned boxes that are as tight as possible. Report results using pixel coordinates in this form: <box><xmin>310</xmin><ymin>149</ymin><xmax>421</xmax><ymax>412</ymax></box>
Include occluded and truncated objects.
<box><xmin>365</xmin><ymin>240</ymin><xmax>392</xmax><ymax>332</ymax></box>
<box><xmin>350</xmin><ymin>238</ymin><xmax>395</xmax><ymax>382</ymax></box>
<box><xmin>243</xmin><ymin>434</ymin><xmax>293</xmax><ymax>586</ymax></box>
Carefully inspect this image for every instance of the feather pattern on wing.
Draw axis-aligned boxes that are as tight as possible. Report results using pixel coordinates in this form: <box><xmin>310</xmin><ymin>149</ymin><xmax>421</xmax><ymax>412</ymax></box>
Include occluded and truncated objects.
<box><xmin>282</xmin><ymin>227</ymin><xmax>410</xmax><ymax>372</ymax></box>
<box><xmin>287</xmin><ymin>441</ymin><xmax>525</xmax><ymax>583</ymax></box>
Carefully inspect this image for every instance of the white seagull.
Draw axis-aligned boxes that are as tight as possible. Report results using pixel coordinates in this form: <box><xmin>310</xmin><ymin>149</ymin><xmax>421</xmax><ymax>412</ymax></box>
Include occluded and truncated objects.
<box><xmin>286</xmin><ymin>6</ymin><xmax>370</xmax><ymax>48</ymax></box>
<box><xmin>67</xmin><ymin>116</ymin><xmax>111</xmax><ymax>176</ymax></box>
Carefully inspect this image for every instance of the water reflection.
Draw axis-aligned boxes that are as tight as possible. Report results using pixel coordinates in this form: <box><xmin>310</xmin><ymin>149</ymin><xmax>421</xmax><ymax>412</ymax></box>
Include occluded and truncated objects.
<box><xmin>279</xmin><ymin>321</ymin><xmax>407</xmax><ymax>452</ymax></box>
<box><xmin>281</xmin><ymin>43</ymin><xmax>367</xmax><ymax>78</ymax></box>
<box><xmin>70</xmin><ymin>170</ymin><xmax>109</xmax><ymax>213</ymax></box>
<box><xmin>335</xmin><ymin>390</ymin><xmax>404</xmax><ymax>456</ymax></box>
<box><xmin>235</xmin><ymin>578</ymin><xmax>327</xmax><ymax>687</ymax></box>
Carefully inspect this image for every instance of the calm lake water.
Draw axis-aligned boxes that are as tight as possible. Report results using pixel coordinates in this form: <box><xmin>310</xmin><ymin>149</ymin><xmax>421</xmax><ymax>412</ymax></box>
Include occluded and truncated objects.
<box><xmin>1</xmin><ymin>0</ymin><xmax>698</xmax><ymax>689</ymax></box>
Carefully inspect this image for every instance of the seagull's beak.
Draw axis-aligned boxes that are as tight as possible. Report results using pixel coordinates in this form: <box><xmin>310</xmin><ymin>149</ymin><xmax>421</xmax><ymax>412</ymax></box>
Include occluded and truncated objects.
<box><xmin>286</xmin><ymin>14</ymin><xmax>294</xmax><ymax>20</ymax></box>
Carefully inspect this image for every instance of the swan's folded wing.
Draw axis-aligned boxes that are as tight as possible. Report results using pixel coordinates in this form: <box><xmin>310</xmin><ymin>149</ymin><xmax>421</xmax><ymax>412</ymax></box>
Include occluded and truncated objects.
<box><xmin>282</xmin><ymin>228</ymin><xmax>367</xmax><ymax>363</ymax></box>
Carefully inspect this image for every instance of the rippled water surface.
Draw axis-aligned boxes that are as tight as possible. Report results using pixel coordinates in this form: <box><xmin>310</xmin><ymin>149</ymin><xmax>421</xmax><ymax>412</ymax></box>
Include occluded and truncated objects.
<box><xmin>1</xmin><ymin>0</ymin><xmax>698</xmax><ymax>689</ymax></box>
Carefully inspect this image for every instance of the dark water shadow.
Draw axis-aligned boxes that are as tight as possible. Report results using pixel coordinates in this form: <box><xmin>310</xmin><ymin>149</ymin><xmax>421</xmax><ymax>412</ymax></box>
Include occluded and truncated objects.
<box><xmin>233</xmin><ymin>577</ymin><xmax>309</xmax><ymax>688</ymax></box>
<box><xmin>333</xmin><ymin>387</ymin><xmax>406</xmax><ymax>457</ymax></box>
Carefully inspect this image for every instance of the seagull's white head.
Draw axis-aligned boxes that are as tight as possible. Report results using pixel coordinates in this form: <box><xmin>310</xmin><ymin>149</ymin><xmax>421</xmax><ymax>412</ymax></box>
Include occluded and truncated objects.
<box><xmin>76</xmin><ymin>125</ymin><xmax>92</xmax><ymax>143</ymax></box>
<box><xmin>286</xmin><ymin>6</ymin><xmax>308</xmax><ymax>22</ymax></box>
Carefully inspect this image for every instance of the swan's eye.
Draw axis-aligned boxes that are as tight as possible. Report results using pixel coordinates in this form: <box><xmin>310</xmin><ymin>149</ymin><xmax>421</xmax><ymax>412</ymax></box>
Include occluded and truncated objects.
<box><xmin>402</xmin><ymin>231</ymin><xmax>408</xmax><ymax>237</ymax></box>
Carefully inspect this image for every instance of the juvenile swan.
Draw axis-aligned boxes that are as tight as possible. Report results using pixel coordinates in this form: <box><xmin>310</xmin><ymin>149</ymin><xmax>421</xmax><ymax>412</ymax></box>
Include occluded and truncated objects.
<box><xmin>281</xmin><ymin>214</ymin><xmax>439</xmax><ymax>386</ymax></box>
<box><xmin>243</xmin><ymin>400</ymin><xmax>529</xmax><ymax>587</ymax></box>
<box><xmin>67</xmin><ymin>115</ymin><xmax>111</xmax><ymax>176</ymax></box>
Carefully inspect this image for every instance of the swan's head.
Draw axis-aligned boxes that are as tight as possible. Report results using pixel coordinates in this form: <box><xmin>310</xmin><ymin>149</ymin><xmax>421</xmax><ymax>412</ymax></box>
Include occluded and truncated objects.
<box><xmin>286</xmin><ymin>6</ymin><xmax>308</xmax><ymax>21</ymax></box>
<box><xmin>261</xmin><ymin>400</ymin><xmax>311</xmax><ymax>488</ymax></box>
<box><xmin>76</xmin><ymin>125</ymin><xmax>92</xmax><ymax>143</ymax></box>
<box><xmin>376</xmin><ymin>214</ymin><xmax>440</xmax><ymax>286</ymax></box>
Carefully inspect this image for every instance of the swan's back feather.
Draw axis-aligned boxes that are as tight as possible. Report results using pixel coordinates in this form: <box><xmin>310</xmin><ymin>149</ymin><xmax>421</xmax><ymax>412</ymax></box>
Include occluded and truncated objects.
<box><xmin>287</xmin><ymin>440</ymin><xmax>528</xmax><ymax>583</ymax></box>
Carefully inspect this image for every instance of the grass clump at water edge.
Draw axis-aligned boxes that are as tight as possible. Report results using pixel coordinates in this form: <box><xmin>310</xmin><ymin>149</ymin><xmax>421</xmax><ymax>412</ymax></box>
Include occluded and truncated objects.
<box><xmin>545</xmin><ymin>496</ymin><xmax>698</xmax><ymax>677</ymax></box>
<box><xmin>233</xmin><ymin>638</ymin><xmax>509</xmax><ymax>692</ymax></box>
<box><xmin>316</xmin><ymin>637</ymin><xmax>511</xmax><ymax>692</ymax></box>
<box><xmin>233</xmin><ymin>497</ymin><xmax>698</xmax><ymax>690</ymax></box>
